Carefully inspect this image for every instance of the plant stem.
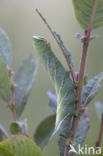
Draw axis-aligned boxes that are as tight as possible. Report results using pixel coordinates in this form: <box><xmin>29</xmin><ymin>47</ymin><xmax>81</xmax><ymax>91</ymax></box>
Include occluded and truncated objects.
<box><xmin>71</xmin><ymin>31</ymin><xmax>90</xmax><ymax>140</ymax></box>
<box><xmin>64</xmin><ymin>0</ymin><xmax>98</xmax><ymax>155</ymax></box>
<box><xmin>35</xmin><ymin>9</ymin><xmax>76</xmax><ymax>83</ymax></box>
<box><xmin>8</xmin><ymin>91</ymin><xmax>18</xmax><ymax>121</ymax></box>
<box><xmin>72</xmin><ymin>0</ymin><xmax>98</xmax><ymax>136</ymax></box>
<box><xmin>7</xmin><ymin>80</ymin><xmax>18</xmax><ymax>121</ymax></box>
<box><xmin>87</xmin><ymin>0</ymin><xmax>98</xmax><ymax>40</ymax></box>
<box><xmin>11</xmin><ymin>89</ymin><xmax>18</xmax><ymax>121</ymax></box>
<box><xmin>12</xmin><ymin>109</ymin><xmax>18</xmax><ymax>121</ymax></box>
<box><xmin>77</xmin><ymin>0</ymin><xmax>98</xmax><ymax>111</ymax></box>
<box><xmin>96</xmin><ymin>113</ymin><xmax>103</xmax><ymax>148</ymax></box>
<box><xmin>64</xmin><ymin>145</ymin><xmax>69</xmax><ymax>156</ymax></box>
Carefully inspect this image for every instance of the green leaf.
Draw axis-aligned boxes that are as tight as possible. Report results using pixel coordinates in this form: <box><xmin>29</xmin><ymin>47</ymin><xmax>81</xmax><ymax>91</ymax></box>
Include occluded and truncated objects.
<box><xmin>58</xmin><ymin>112</ymin><xmax>90</xmax><ymax>156</ymax></box>
<box><xmin>51</xmin><ymin>113</ymin><xmax>70</xmax><ymax>138</ymax></box>
<box><xmin>34</xmin><ymin>115</ymin><xmax>55</xmax><ymax>149</ymax></box>
<box><xmin>53</xmin><ymin>32</ymin><xmax>74</xmax><ymax>68</ymax></box>
<box><xmin>0</xmin><ymin>55</ymin><xmax>11</xmax><ymax>102</ymax></box>
<box><xmin>47</xmin><ymin>90</ymin><xmax>57</xmax><ymax>113</ymax></box>
<box><xmin>0</xmin><ymin>135</ymin><xmax>42</xmax><ymax>156</ymax></box>
<box><xmin>34</xmin><ymin>91</ymin><xmax>56</xmax><ymax>149</ymax></box>
<box><xmin>58</xmin><ymin>136</ymin><xmax>67</xmax><ymax>156</ymax></box>
<box><xmin>82</xmin><ymin>73</ymin><xmax>103</xmax><ymax>105</ymax></box>
<box><xmin>10</xmin><ymin>123</ymin><xmax>22</xmax><ymax>135</ymax></box>
<box><xmin>47</xmin><ymin>93</ymin><xmax>68</xmax><ymax>156</ymax></box>
<box><xmin>0</xmin><ymin>28</ymin><xmax>12</xmax><ymax>66</ymax></box>
<box><xmin>95</xmin><ymin>102</ymin><xmax>103</xmax><ymax>120</ymax></box>
<box><xmin>14</xmin><ymin>55</ymin><xmax>38</xmax><ymax>117</ymax></box>
<box><xmin>83</xmin><ymin>74</ymin><xmax>88</xmax><ymax>86</ymax></box>
<box><xmin>0</xmin><ymin>148</ymin><xmax>13</xmax><ymax>156</ymax></box>
<box><xmin>73</xmin><ymin>111</ymin><xmax>90</xmax><ymax>150</ymax></box>
<box><xmin>32</xmin><ymin>36</ymin><xmax>77</xmax><ymax>155</ymax></box>
<box><xmin>32</xmin><ymin>36</ymin><xmax>76</xmax><ymax>134</ymax></box>
<box><xmin>10</xmin><ymin>119</ymin><xmax>28</xmax><ymax>135</ymax></box>
<box><xmin>0</xmin><ymin>124</ymin><xmax>9</xmax><ymax>141</ymax></box>
<box><xmin>72</xmin><ymin>0</ymin><xmax>103</xmax><ymax>29</ymax></box>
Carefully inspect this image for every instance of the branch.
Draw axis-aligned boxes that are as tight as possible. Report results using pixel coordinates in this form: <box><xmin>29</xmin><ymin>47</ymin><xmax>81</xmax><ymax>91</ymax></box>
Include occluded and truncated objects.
<box><xmin>64</xmin><ymin>145</ymin><xmax>70</xmax><ymax>156</ymax></box>
<box><xmin>8</xmin><ymin>82</ymin><xmax>18</xmax><ymax>121</ymax></box>
<box><xmin>35</xmin><ymin>9</ymin><xmax>76</xmax><ymax>82</ymax></box>
<box><xmin>64</xmin><ymin>0</ymin><xmax>98</xmax><ymax>155</ymax></box>
<box><xmin>8</xmin><ymin>102</ymin><xmax>18</xmax><ymax>121</ymax></box>
<box><xmin>11</xmin><ymin>85</ymin><xmax>18</xmax><ymax>121</ymax></box>
<box><xmin>77</xmin><ymin>0</ymin><xmax>98</xmax><ymax>111</ymax></box>
<box><xmin>96</xmin><ymin>113</ymin><xmax>103</xmax><ymax>148</ymax></box>
<box><xmin>72</xmin><ymin>0</ymin><xmax>98</xmax><ymax>137</ymax></box>
<box><xmin>6</xmin><ymin>69</ymin><xmax>18</xmax><ymax>121</ymax></box>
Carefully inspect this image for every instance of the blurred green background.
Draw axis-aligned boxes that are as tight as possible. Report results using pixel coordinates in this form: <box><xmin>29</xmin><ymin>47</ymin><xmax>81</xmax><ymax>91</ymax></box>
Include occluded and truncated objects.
<box><xmin>0</xmin><ymin>0</ymin><xmax>103</xmax><ymax>155</ymax></box>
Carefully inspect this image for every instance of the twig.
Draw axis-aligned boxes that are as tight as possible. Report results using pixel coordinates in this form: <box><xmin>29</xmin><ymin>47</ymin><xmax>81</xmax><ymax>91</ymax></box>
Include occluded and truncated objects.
<box><xmin>11</xmin><ymin>85</ymin><xmax>18</xmax><ymax>121</ymax></box>
<box><xmin>64</xmin><ymin>0</ymin><xmax>98</xmax><ymax>155</ymax></box>
<box><xmin>77</xmin><ymin>0</ymin><xmax>98</xmax><ymax>111</ymax></box>
<box><xmin>8</xmin><ymin>102</ymin><xmax>18</xmax><ymax>121</ymax></box>
<box><xmin>96</xmin><ymin>113</ymin><xmax>103</xmax><ymax>148</ymax></box>
<box><xmin>72</xmin><ymin>0</ymin><xmax>98</xmax><ymax>139</ymax></box>
<box><xmin>7</xmin><ymin>68</ymin><xmax>29</xmax><ymax>136</ymax></box>
<box><xmin>12</xmin><ymin>109</ymin><xmax>18</xmax><ymax>121</ymax></box>
<box><xmin>7</xmin><ymin>72</ymin><xmax>18</xmax><ymax>121</ymax></box>
<box><xmin>8</xmin><ymin>83</ymin><xmax>18</xmax><ymax>121</ymax></box>
<box><xmin>64</xmin><ymin>145</ymin><xmax>70</xmax><ymax>156</ymax></box>
<box><xmin>35</xmin><ymin>8</ymin><xmax>76</xmax><ymax>83</ymax></box>
<box><xmin>77</xmin><ymin>0</ymin><xmax>98</xmax><ymax>109</ymax></box>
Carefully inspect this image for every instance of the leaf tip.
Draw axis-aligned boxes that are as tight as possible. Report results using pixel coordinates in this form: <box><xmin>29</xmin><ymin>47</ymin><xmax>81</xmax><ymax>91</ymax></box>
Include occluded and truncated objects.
<box><xmin>32</xmin><ymin>36</ymin><xmax>50</xmax><ymax>45</ymax></box>
<box><xmin>32</xmin><ymin>36</ymin><xmax>44</xmax><ymax>42</ymax></box>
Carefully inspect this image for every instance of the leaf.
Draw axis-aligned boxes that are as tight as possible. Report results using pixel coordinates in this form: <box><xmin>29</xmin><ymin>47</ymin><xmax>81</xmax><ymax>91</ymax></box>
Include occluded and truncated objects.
<box><xmin>34</xmin><ymin>91</ymin><xmax>57</xmax><ymax>149</ymax></box>
<box><xmin>76</xmin><ymin>33</ymin><xmax>84</xmax><ymax>41</ymax></box>
<box><xmin>83</xmin><ymin>74</ymin><xmax>88</xmax><ymax>86</ymax></box>
<box><xmin>58</xmin><ymin>111</ymin><xmax>90</xmax><ymax>156</ymax></box>
<box><xmin>48</xmin><ymin>91</ymin><xmax>69</xmax><ymax>138</ymax></box>
<box><xmin>34</xmin><ymin>115</ymin><xmax>55</xmax><ymax>149</ymax></box>
<box><xmin>95</xmin><ymin>102</ymin><xmax>103</xmax><ymax>120</ymax></box>
<box><xmin>10</xmin><ymin>119</ymin><xmax>28</xmax><ymax>135</ymax></box>
<box><xmin>47</xmin><ymin>92</ymin><xmax>69</xmax><ymax>155</ymax></box>
<box><xmin>32</xmin><ymin>36</ymin><xmax>77</xmax><ymax>155</ymax></box>
<box><xmin>0</xmin><ymin>124</ymin><xmax>9</xmax><ymax>141</ymax></box>
<box><xmin>32</xmin><ymin>36</ymin><xmax>76</xmax><ymax>137</ymax></box>
<box><xmin>51</xmin><ymin>113</ymin><xmax>70</xmax><ymax>138</ymax></box>
<box><xmin>82</xmin><ymin>73</ymin><xmax>103</xmax><ymax>105</ymax></box>
<box><xmin>73</xmin><ymin>111</ymin><xmax>90</xmax><ymax>150</ymax></box>
<box><xmin>58</xmin><ymin>136</ymin><xmax>67</xmax><ymax>156</ymax></box>
<box><xmin>0</xmin><ymin>148</ymin><xmax>13</xmax><ymax>156</ymax></box>
<box><xmin>0</xmin><ymin>135</ymin><xmax>42</xmax><ymax>156</ymax></box>
<box><xmin>76</xmin><ymin>33</ymin><xmax>99</xmax><ymax>42</ymax></box>
<box><xmin>72</xmin><ymin>0</ymin><xmax>103</xmax><ymax>29</ymax></box>
<box><xmin>10</xmin><ymin>123</ymin><xmax>22</xmax><ymax>135</ymax></box>
<box><xmin>0</xmin><ymin>28</ymin><xmax>12</xmax><ymax>66</ymax></box>
<box><xmin>47</xmin><ymin>90</ymin><xmax>57</xmax><ymax>113</ymax></box>
<box><xmin>14</xmin><ymin>55</ymin><xmax>38</xmax><ymax>117</ymax></box>
<box><xmin>53</xmin><ymin>32</ymin><xmax>74</xmax><ymax>68</ymax></box>
<box><xmin>0</xmin><ymin>55</ymin><xmax>11</xmax><ymax>102</ymax></box>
